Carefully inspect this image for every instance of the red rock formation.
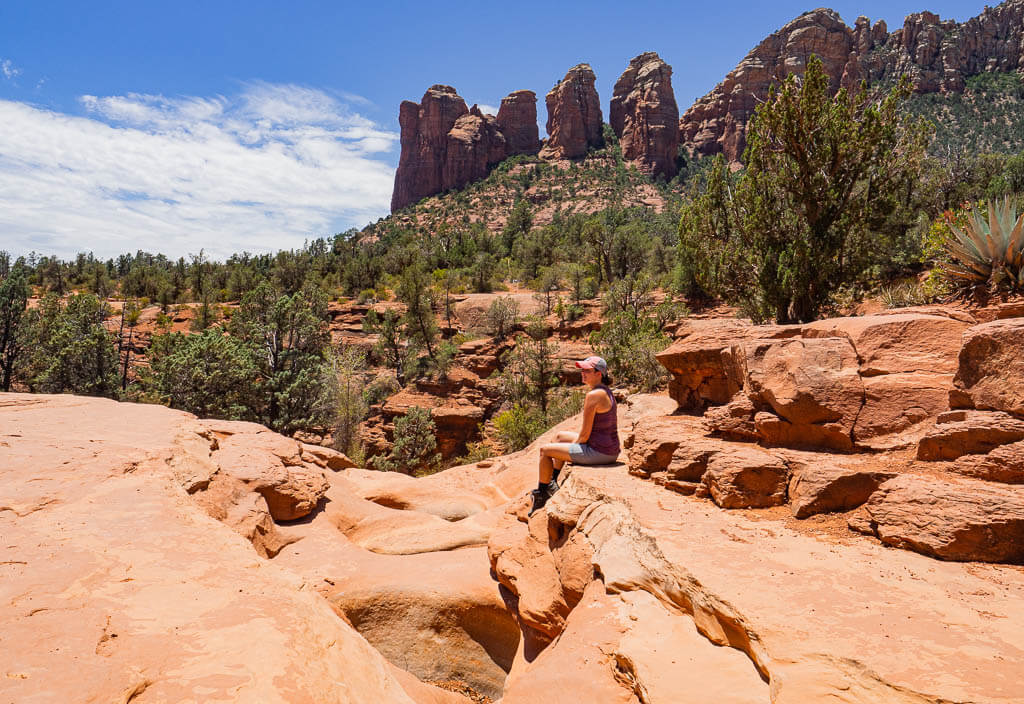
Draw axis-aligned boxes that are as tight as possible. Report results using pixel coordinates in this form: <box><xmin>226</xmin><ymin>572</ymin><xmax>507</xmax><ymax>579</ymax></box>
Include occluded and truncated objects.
<box><xmin>391</xmin><ymin>87</ymin><xmax>543</xmax><ymax>212</ymax></box>
<box><xmin>391</xmin><ymin>85</ymin><xmax>468</xmax><ymax>212</ymax></box>
<box><xmin>609</xmin><ymin>52</ymin><xmax>679</xmax><ymax>180</ymax></box>
<box><xmin>539</xmin><ymin>64</ymin><xmax>604</xmax><ymax>160</ymax></box>
<box><xmin>497</xmin><ymin>89</ymin><xmax>541</xmax><ymax>156</ymax></box>
<box><xmin>680</xmin><ymin>8</ymin><xmax>852</xmax><ymax>163</ymax></box>
<box><xmin>444</xmin><ymin>105</ymin><xmax>508</xmax><ymax>193</ymax></box>
<box><xmin>680</xmin><ymin>0</ymin><xmax>1024</xmax><ymax>163</ymax></box>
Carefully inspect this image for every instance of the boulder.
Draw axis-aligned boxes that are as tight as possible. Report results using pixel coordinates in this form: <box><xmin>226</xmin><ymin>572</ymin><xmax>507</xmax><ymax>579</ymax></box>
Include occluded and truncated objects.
<box><xmin>654</xmin><ymin>319</ymin><xmax>798</xmax><ymax>410</ymax></box>
<box><xmin>950</xmin><ymin>440</ymin><xmax>1024</xmax><ymax>484</ymax></box>
<box><xmin>496</xmin><ymin>89</ymin><xmax>541</xmax><ymax>156</ymax></box>
<box><xmin>212</xmin><ymin>432</ymin><xmax>329</xmax><ymax>520</ymax></box>
<box><xmin>539</xmin><ymin>64</ymin><xmax>603</xmax><ymax>160</ymax></box>
<box><xmin>951</xmin><ymin>318</ymin><xmax>1024</xmax><ymax>416</ymax></box>
<box><xmin>849</xmin><ymin>474</ymin><xmax>1024</xmax><ymax>563</ymax></box>
<box><xmin>454</xmin><ymin>292</ymin><xmax>541</xmax><ymax>332</ymax></box>
<box><xmin>916</xmin><ymin>410</ymin><xmax>1024</xmax><ymax>460</ymax></box>
<box><xmin>801</xmin><ymin>313</ymin><xmax>967</xmax><ymax>375</ymax></box>
<box><xmin>786</xmin><ymin>458</ymin><xmax>896</xmax><ymax>518</ymax></box>
<box><xmin>737</xmin><ymin>336</ymin><xmax>864</xmax><ymax>451</ymax></box>
<box><xmin>703</xmin><ymin>394</ymin><xmax>759</xmax><ymax>440</ymax></box>
<box><xmin>609</xmin><ymin>52</ymin><xmax>679</xmax><ymax>180</ymax></box>
<box><xmin>702</xmin><ymin>447</ymin><xmax>790</xmax><ymax>508</ymax></box>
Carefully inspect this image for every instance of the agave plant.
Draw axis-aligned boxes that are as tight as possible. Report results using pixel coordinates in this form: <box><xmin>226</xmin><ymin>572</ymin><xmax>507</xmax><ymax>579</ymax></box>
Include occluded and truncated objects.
<box><xmin>941</xmin><ymin>196</ymin><xmax>1024</xmax><ymax>296</ymax></box>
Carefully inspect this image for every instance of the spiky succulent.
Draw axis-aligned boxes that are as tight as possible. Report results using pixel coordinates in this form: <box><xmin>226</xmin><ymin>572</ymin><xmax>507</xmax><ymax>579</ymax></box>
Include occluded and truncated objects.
<box><xmin>941</xmin><ymin>196</ymin><xmax>1024</xmax><ymax>296</ymax></box>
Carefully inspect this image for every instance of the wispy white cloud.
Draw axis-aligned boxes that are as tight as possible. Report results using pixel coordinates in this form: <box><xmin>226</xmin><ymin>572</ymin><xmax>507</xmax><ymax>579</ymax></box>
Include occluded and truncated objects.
<box><xmin>0</xmin><ymin>83</ymin><xmax>398</xmax><ymax>260</ymax></box>
<box><xmin>2</xmin><ymin>59</ymin><xmax>21</xmax><ymax>80</ymax></box>
<box><xmin>476</xmin><ymin>103</ymin><xmax>500</xmax><ymax>117</ymax></box>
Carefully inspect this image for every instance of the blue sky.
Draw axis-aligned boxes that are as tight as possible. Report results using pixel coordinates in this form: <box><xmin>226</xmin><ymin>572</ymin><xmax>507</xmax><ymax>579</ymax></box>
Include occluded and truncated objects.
<box><xmin>0</xmin><ymin>0</ymin><xmax>984</xmax><ymax>259</ymax></box>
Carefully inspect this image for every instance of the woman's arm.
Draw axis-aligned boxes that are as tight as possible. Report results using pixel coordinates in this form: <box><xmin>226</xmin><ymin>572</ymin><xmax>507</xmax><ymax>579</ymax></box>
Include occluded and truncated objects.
<box><xmin>575</xmin><ymin>389</ymin><xmax>604</xmax><ymax>443</ymax></box>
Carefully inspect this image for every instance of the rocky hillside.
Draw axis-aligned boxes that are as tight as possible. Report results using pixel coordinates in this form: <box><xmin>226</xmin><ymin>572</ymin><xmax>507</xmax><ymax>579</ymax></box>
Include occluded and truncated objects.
<box><xmin>391</xmin><ymin>53</ymin><xmax>681</xmax><ymax>212</ymax></box>
<box><xmin>391</xmin><ymin>0</ymin><xmax>1024</xmax><ymax>214</ymax></box>
<box><xmin>683</xmin><ymin>0</ymin><xmax>1024</xmax><ymax>162</ymax></box>
<box><xmin>5</xmin><ymin>303</ymin><xmax>1024</xmax><ymax>702</ymax></box>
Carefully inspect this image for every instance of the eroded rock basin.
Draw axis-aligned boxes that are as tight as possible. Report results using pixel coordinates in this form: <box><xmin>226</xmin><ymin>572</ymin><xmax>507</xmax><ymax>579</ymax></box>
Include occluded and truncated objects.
<box><xmin>3</xmin><ymin>391</ymin><xmax>1024</xmax><ymax>703</ymax></box>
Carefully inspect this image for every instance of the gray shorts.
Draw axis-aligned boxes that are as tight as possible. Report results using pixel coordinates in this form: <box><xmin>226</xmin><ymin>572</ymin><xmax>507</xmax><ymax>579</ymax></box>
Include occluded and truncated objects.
<box><xmin>568</xmin><ymin>443</ymin><xmax>619</xmax><ymax>465</ymax></box>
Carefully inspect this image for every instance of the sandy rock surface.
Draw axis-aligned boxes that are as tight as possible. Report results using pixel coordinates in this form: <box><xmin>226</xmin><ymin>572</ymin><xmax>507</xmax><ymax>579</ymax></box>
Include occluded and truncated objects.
<box><xmin>0</xmin><ymin>393</ymin><xmax>468</xmax><ymax>704</ymax></box>
<box><xmin>506</xmin><ymin>467</ymin><xmax>1024</xmax><ymax>703</ymax></box>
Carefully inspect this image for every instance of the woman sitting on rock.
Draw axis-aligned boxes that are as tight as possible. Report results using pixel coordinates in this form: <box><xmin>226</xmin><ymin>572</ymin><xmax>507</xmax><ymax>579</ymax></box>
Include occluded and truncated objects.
<box><xmin>530</xmin><ymin>356</ymin><xmax>620</xmax><ymax>516</ymax></box>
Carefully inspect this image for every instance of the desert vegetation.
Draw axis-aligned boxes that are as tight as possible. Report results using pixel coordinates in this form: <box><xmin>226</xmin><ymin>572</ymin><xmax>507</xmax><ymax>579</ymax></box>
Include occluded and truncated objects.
<box><xmin>4</xmin><ymin>59</ymin><xmax>1024</xmax><ymax>471</ymax></box>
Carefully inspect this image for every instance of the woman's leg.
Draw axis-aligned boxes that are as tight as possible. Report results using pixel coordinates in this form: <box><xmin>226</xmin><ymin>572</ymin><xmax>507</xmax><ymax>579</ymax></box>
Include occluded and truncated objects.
<box><xmin>539</xmin><ymin>443</ymin><xmax>573</xmax><ymax>483</ymax></box>
<box><xmin>548</xmin><ymin>432</ymin><xmax>576</xmax><ymax>472</ymax></box>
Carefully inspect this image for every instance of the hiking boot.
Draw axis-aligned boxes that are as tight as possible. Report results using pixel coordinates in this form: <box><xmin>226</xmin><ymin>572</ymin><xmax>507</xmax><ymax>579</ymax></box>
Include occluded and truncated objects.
<box><xmin>528</xmin><ymin>489</ymin><xmax>548</xmax><ymax>517</ymax></box>
<box><xmin>545</xmin><ymin>479</ymin><xmax>559</xmax><ymax>497</ymax></box>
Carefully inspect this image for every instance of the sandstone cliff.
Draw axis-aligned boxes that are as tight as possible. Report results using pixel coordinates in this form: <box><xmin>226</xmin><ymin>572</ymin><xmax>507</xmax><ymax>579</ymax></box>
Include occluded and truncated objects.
<box><xmin>392</xmin><ymin>87</ymin><xmax>541</xmax><ymax>212</ymax></box>
<box><xmin>610</xmin><ymin>52</ymin><xmax>679</xmax><ymax>180</ymax></box>
<box><xmin>538</xmin><ymin>63</ymin><xmax>604</xmax><ymax>160</ymax></box>
<box><xmin>680</xmin><ymin>0</ymin><xmax>1024</xmax><ymax>163</ymax></box>
<box><xmin>497</xmin><ymin>89</ymin><xmax>541</xmax><ymax>156</ymax></box>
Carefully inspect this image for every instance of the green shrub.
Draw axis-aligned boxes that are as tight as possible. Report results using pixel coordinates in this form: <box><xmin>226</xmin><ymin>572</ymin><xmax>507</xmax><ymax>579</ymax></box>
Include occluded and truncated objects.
<box><xmin>493</xmin><ymin>403</ymin><xmax>547</xmax><ymax>452</ymax></box>
<box><xmin>369</xmin><ymin>406</ymin><xmax>441</xmax><ymax>474</ymax></box>
<box><xmin>485</xmin><ymin>296</ymin><xmax>520</xmax><ymax>339</ymax></box>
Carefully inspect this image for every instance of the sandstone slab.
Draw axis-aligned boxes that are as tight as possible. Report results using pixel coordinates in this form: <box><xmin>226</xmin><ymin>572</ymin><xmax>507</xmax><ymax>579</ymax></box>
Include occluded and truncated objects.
<box><xmin>951</xmin><ymin>440</ymin><xmax>1024</xmax><ymax>484</ymax></box>
<box><xmin>849</xmin><ymin>473</ymin><xmax>1024</xmax><ymax>563</ymax></box>
<box><xmin>853</xmin><ymin>372</ymin><xmax>952</xmax><ymax>448</ymax></box>
<box><xmin>802</xmin><ymin>313</ymin><xmax>967</xmax><ymax>375</ymax></box>
<box><xmin>0</xmin><ymin>394</ymin><xmax>465</xmax><ymax>704</ymax></box>
<box><xmin>916</xmin><ymin>409</ymin><xmax>1024</xmax><ymax>460</ymax></box>
<box><xmin>733</xmin><ymin>336</ymin><xmax>864</xmax><ymax>450</ymax></box>
<box><xmin>786</xmin><ymin>457</ymin><xmax>896</xmax><ymax>518</ymax></box>
<box><xmin>702</xmin><ymin>446</ymin><xmax>790</xmax><ymax>508</ymax></box>
<box><xmin>537</xmin><ymin>468</ymin><xmax>1024</xmax><ymax>702</ymax></box>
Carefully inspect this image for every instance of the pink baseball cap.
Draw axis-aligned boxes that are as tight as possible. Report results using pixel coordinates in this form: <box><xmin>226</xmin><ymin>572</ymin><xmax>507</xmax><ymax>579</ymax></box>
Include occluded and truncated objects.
<box><xmin>575</xmin><ymin>356</ymin><xmax>607</xmax><ymax>372</ymax></box>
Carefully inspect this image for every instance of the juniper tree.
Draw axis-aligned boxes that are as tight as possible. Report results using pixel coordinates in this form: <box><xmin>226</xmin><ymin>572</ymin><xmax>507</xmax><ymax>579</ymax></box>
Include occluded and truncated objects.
<box><xmin>0</xmin><ymin>263</ymin><xmax>29</xmax><ymax>391</ymax></box>
<box><xmin>680</xmin><ymin>55</ymin><xmax>931</xmax><ymax>323</ymax></box>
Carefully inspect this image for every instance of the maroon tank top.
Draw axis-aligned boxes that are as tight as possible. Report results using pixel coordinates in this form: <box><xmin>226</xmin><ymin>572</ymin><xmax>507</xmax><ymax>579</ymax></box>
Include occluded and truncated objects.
<box><xmin>587</xmin><ymin>386</ymin><xmax>620</xmax><ymax>456</ymax></box>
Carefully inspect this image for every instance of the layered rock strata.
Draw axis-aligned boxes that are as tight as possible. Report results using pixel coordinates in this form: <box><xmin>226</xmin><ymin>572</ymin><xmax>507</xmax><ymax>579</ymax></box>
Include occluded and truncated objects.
<box><xmin>681</xmin><ymin>0</ymin><xmax>1024</xmax><ymax>162</ymax></box>
<box><xmin>538</xmin><ymin>64</ymin><xmax>604</xmax><ymax>160</ymax></box>
<box><xmin>610</xmin><ymin>52</ymin><xmax>679</xmax><ymax>180</ymax></box>
<box><xmin>391</xmin><ymin>86</ymin><xmax>540</xmax><ymax>211</ymax></box>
